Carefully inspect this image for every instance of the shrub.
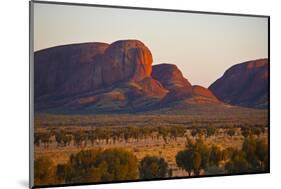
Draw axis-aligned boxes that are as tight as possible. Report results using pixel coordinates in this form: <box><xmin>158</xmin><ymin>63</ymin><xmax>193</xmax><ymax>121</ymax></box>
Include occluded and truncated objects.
<box><xmin>191</xmin><ymin>139</ymin><xmax>211</xmax><ymax>170</ymax></box>
<box><xmin>206</xmin><ymin>126</ymin><xmax>216</xmax><ymax>137</ymax></box>
<box><xmin>225</xmin><ymin>137</ymin><xmax>269</xmax><ymax>173</ymax></box>
<box><xmin>34</xmin><ymin>156</ymin><xmax>55</xmax><ymax>185</ymax></box>
<box><xmin>241</xmin><ymin>127</ymin><xmax>251</xmax><ymax>138</ymax></box>
<box><xmin>226</xmin><ymin>128</ymin><xmax>236</xmax><ymax>137</ymax></box>
<box><xmin>139</xmin><ymin>156</ymin><xmax>168</xmax><ymax>179</ymax></box>
<box><xmin>62</xmin><ymin>148</ymin><xmax>138</xmax><ymax>183</ymax></box>
<box><xmin>242</xmin><ymin>136</ymin><xmax>259</xmax><ymax>168</ymax></box>
<box><xmin>225</xmin><ymin>150</ymin><xmax>250</xmax><ymax>173</ymax></box>
<box><xmin>176</xmin><ymin>139</ymin><xmax>211</xmax><ymax>176</ymax></box>
<box><xmin>209</xmin><ymin>145</ymin><xmax>223</xmax><ymax>167</ymax></box>
<box><xmin>256</xmin><ymin>138</ymin><xmax>268</xmax><ymax>170</ymax></box>
<box><xmin>176</xmin><ymin>149</ymin><xmax>194</xmax><ymax>176</ymax></box>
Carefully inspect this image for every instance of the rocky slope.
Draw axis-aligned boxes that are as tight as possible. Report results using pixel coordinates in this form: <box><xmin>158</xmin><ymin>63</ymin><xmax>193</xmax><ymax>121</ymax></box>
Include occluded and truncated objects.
<box><xmin>209</xmin><ymin>59</ymin><xmax>268</xmax><ymax>109</ymax></box>
<box><xmin>152</xmin><ymin>64</ymin><xmax>192</xmax><ymax>103</ymax></box>
<box><xmin>34</xmin><ymin>42</ymin><xmax>109</xmax><ymax>98</ymax></box>
<box><xmin>34</xmin><ymin>40</ymin><xmax>266</xmax><ymax>113</ymax></box>
<box><xmin>34</xmin><ymin>40</ymin><xmax>154</xmax><ymax>98</ymax></box>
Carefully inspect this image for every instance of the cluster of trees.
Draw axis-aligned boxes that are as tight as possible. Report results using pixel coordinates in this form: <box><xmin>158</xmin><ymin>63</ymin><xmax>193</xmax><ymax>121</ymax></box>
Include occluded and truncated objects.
<box><xmin>34</xmin><ymin>125</ymin><xmax>267</xmax><ymax>149</ymax></box>
<box><xmin>225</xmin><ymin>136</ymin><xmax>268</xmax><ymax>173</ymax></box>
<box><xmin>190</xmin><ymin>127</ymin><xmax>217</xmax><ymax>138</ymax></box>
<box><xmin>34</xmin><ymin>149</ymin><xmax>171</xmax><ymax>186</ymax></box>
<box><xmin>57</xmin><ymin>148</ymin><xmax>138</xmax><ymax>183</ymax></box>
<box><xmin>34</xmin><ymin>132</ymin><xmax>52</xmax><ymax>148</ymax></box>
<box><xmin>190</xmin><ymin>125</ymin><xmax>266</xmax><ymax>138</ymax></box>
<box><xmin>34</xmin><ymin>135</ymin><xmax>268</xmax><ymax>186</ymax></box>
<box><xmin>176</xmin><ymin>136</ymin><xmax>268</xmax><ymax>176</ymax></box>
<box><xmin>34</xmin><ymin>156</ymin><xmax>55</xmax><ymax>185</ymax></box>
<box><xmin>176</xmin><ymin>138</ymin><xmax>224</xmax><ymax>176</ymax></box>
<box><xmin>35</xmin><ymin>149</ymin><xmax>138</xmax><ymax>185</ymax></box>
<box><xmin>139</xmin><ymin>156</ymin><xmax>168</xmax><ymax>179</ymax></box>
<box><xmin>240</xmin><ymin>126</ymin><xmax>265</xmax><ymax>138</ymax></box>
<box><xmin>34</xmin><ymin>126</ymin><xmax>186</xmax><ymax>148</ymax></box>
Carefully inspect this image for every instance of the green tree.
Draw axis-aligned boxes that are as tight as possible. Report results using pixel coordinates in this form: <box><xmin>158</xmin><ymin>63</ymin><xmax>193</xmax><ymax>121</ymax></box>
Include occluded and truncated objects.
<box><xmin>176</xmin><ymin>149</ymin><xmax>203</xmax><ymax>176</ymax></box>
<box><xmin>221</xmin><ymin>147</ymin><xmax>235</xmax><ymax>161</ymax></box>
<box><xmin>176</xmin><ymin>149</ymin><xmax>194</xmax><ymax>176</ymax></box>
<box><xmin>56</xmin><ymin>164</ymin><xmax>67</xmax><ymax>182</ymax></box>
<box><xmin>73</xmin><ymin>130</ymin><xmax>86</xmax><ymax>147</ymax></box>
<box><xmin>62</xmin><ymin>134</ymin><xmax>72</xmax><ymax>146</ymax></box>
<box><xmin>241</xmin><ymin>127</ymin><xmax>250</xmax><ymax>138</ymax></box>
<box><xmin>41</xmin><ymin>132</ymin><xmax>51</xmax><ymax>148</ymax></box>
<box><xmin>139</xmin><ymin>156</ymin><xmax>168</xmax><ymax>179</ymax></box>
<box><xmin>192</xmin><ymin>138</ymin><xmax>211</xmax><ymax>170</ymax></box>
<box><xmin>255</xmin><ymin>138</ymin><xmax>268</xmax><ymax>170</ymax></box>
<box><xmin>225</xmin><ymin>150</ymin><xmax>250</xmax><ymax>174</ymax></box>
<box><xmin>34</xmin><ymin>156</ymin><xmax>55</xmax><ymax>185</ymax></box>
<box><xmin>191</xmin><ymin>128</ymin><xmax>204</xmax><ymax>138</ymax></box>
<box><xmin>209</xmin><ymin>145</ymin><xmax>223</xmax><ymax>167</ymax></box>
<box><xmin>191</xmin><ymin>129</ymin><xmax>197</xmax><ymax>138</ymax></box>
<box><xmin>192</xmin><ymin>152</ymin><xmax>202</xmax><ymax>175</ymax></box>
<box><xmin>206</xmin><ymin>126</ymin><xmax>216</xmax><ymax>138</ymax></box>
<box><xmin>242</xmin><ymin>136</ymin><xmax>259</xmax><ymax>168</ymax></box>
<box><xmin>63</xmin><ymin>148</ymin><xmax>138</xmax><ymax>183</ymax></box>
<box><xmin>226</xmin><ymin>128</ymin><xmax>236</xmax><ymax>137</ymax></box>
<box><xmin>34</xmin><ymin>133</ymin><xmax>41</xmax><ymax>147</ymax></box>
<box><xmin>225</xmin><ymin>137</ymin><xmax>268</xmax><ymax>173</ymax></box>
<box><xmin>252</xmin><ymin>127</ymin><xmax>262</xmax><ymax>137</ymax></box>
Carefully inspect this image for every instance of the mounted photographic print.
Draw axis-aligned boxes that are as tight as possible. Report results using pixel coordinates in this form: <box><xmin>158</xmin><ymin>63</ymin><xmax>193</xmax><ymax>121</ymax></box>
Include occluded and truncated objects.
<box><xmin>29</xmin><ymin>1</ymin><xmax>269</xmax><ymax>188</ymax></box>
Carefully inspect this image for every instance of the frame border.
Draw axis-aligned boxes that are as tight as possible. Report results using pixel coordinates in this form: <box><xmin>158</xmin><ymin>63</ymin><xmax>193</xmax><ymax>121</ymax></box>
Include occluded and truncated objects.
<box><xmin>29</xmin><ymin>0</ymin><xmax>270</xmax><ymax>188</ymax></box>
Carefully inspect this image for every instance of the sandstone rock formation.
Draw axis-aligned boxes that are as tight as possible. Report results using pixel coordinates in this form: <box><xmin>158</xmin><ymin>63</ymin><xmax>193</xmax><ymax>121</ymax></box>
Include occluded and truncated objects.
<box><xmin>152</xmin><ymin>64</ymin><xmax>193</xmax><ymax>103</ymax></box>
<box><xmin>34</xmin><ymin>39</ymin><xmax>268</xmax><ymax>113</ymax></box>
<box><xmin>102</xmin><ymin>40</ymin><xmax>153</xmax><ymax>86</ymax></box>
<box><xmin>34</xmin><ymin>42</ymin><xmax>109</xmax><ymax>98</ymax></box>
<box><xmin>34</xmin><ymin>40</ymin><xmax>167</xmax><ymax>111</ymax></box>
<box><xmin>186</xmin><ymin>85</ymin><xmax>219</xmax><ymax>104</ymax></box>
<box><xmin>35</xmin><ymin>40</ymin><xmax>153</xmax><ymax>100</ymax></box>
<box><xmin>209</xmin><ymin>59</ymin><xmax>268</xmax><ymax>108</ymax></box>
<box><xmin>152</xmin><ymin>64</ymin><xmax>192</xmax><ymax>91</ymax></box>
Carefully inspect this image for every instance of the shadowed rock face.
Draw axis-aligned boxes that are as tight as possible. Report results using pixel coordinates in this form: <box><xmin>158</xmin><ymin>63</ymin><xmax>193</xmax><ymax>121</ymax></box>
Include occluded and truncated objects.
<box><xmin>34</xmin><ymin>42</ymin><xmax>109</xmax><ymax>98</ymax></box>
<box><xmin>34</xmin><ymin>40</ymin><xmax>153</xmax><ymax>100</ymax></box>
<box><xmin>209</xmin><ymin>59</ymin><xmax>268</xmax><ymax>109</ymax></box>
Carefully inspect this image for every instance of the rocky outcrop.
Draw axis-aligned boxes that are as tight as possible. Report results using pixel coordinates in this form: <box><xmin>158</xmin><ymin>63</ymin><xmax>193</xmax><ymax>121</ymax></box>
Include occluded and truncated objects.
<box><xmin>209</xmin><ymin>59</ymin><xmax>268</xmax><ymax>109</ymax></box>
<box><xmin>34</xmin><ymin>39</ymin><xmax>268</xmax><ymax>113</ymax></box>
<box><xmin>34</xmin><ymin>40</ymin><xmax>167</xmax><ymax>111</ymax></box>
<box><xmin>34</xmin><ymin>40</ymin><xmax>154</xmax><ymax>100</ymax></box>
<box><xmin>187</xmin><ymin>85</ymin><xmax>219</xmax><ymax>104</ymax></box>
<box><xmin>152</xmin><ymin>64</ymin><xmax>192</xmax><ymax>91</ymax></box>
<box><xmin>152</xmin><ymin>64</ymin><xmax>193</xmax><ymax>103</ymax></box>
<box><xmin>137</xmin><ymin>78</ymin><xmax>168</xmax><ymax>97</ymax></box>
<box><xmin>102</xmin><ymin>40</ymin><xmax>153</xmax><ymax>86</ymax></box>
<box><xmin>192</xmin><ymin>85</ymin><xmax>218</xmax><ymax>100</ymax></box>
<box><xmin>34</xmin><ymin>42</ymin><xmax>109</xmax><ymax>98</ymax></box>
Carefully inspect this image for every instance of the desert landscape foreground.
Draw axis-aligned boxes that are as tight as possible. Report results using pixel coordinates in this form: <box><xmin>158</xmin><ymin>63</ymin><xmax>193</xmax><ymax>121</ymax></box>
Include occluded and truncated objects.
<box><xmin>34</xmin><ymin>109</ymin><xmax>268</xmax><ymax>185</ymax></box>
<box><xmin>33</xmin><ymin>40</ymin><xmax>269</xmax><ymax>186</ymax></box>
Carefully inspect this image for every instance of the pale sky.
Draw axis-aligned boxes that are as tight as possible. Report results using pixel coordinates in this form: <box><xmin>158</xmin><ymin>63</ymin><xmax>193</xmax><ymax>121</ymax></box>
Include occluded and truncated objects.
<box><xmin>33</xmin><ymin>2</ymin><xmax>268</xmax><ymax>87</ymax></box>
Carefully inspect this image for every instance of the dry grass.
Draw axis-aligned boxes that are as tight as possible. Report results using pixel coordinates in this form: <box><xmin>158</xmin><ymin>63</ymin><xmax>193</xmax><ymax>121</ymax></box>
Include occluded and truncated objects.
<box><xmin>34</xmin><ymin>111</ymin><xmax>268</xmax><ymax>177</ymax></box>
<box><xmin>34</xmin><ymin>129</ymin><xmax>268</xmax><ymax>177</ymax></box>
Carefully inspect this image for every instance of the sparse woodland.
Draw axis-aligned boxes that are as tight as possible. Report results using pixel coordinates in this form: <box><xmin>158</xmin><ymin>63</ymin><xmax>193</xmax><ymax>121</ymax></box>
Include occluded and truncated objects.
<box><xmin>34</xmin><ymin>114</ymin><xmax>268</xmax><ymax>186</ymax></box>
